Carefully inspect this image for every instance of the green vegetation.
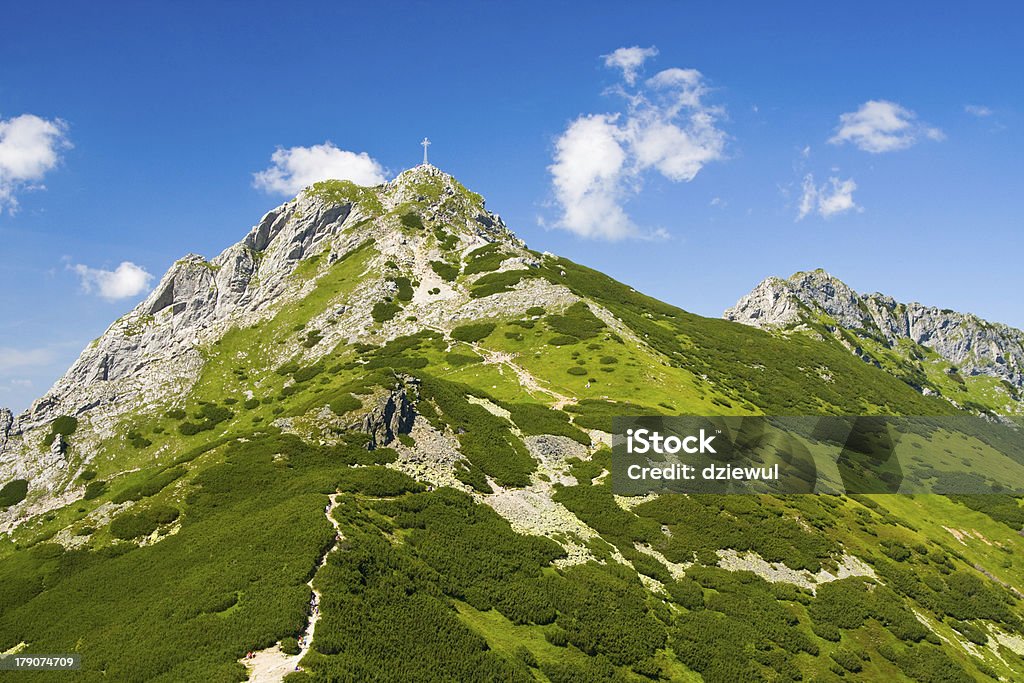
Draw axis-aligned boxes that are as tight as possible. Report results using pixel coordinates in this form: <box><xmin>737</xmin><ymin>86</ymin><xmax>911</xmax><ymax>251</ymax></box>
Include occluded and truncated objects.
<box><xmin>400</xmin><ymin>212</ymin><xmax>424</xmax><ymax>230</ymax></box>
<box><xmin>469</xmin><ymin>270</ymin><xmax>532</xmax><ymax>298</ymax></box>
<box><xmin>527</xmin><ymin>253</ymin><xmax>950</xmax><ymax>416</ymax></box>
<box><xmin>390</xmin><ymin>276</ymin><xmax>414</xmax><ymax>302</ymax></box>
<box><xmin>83</xmin><ymin>480</ymin><xmax>106</xmax><ymax>500</ymax></box>
<box><xmin>0</xmin><ymin>479</ymin><xmax>29</xmax><ymax>507</ymax></box>
<box><xmin>309</xmin><ymin>492</ymin><xmax>543</xmax><ymax>681</ymax></box>
<box><xmin>111</xmin><ymin>466</ymin><xmax>186</xmax><ymax>503</ymax></box>
<box><xmin>948</xmin><ymin>494</ymin><xmax>1024</xmax><ymax>529</ymax></box>
<box><xmin>306</xmin><ymin>179</ymin><xmax>384</xmax><ymax>214</ymax></box>
<box><xmin>430</xmin><ymin>260</ymin><xmax>459</xmax><ymax>281</ymax></box>
<box><xmin>450</xmin><ymin>322</ymin><xmax>495</xmax><ymax>343</ymax></box>
<box><xmin>328</xmin><ymin>393</ymin><xmax>362</xmax><ymax>415</ymax></box>
<box><xmin>177</xmin><ymin>403</ymin><xmax>234</xmax><ymax>436</ymax></box>
<box><xmin>372</xmin><ymin>300</ymin><xmax>403</xmax><ymax>323</ymax></box>
<box><xmin>122</xmin><ymin>314</ymin><xmax>155</xmax><ymax>336</ymax></box>
<box><xmin>545</xmin><ymin>302</ymin><xmax>605</xmax><ymax>341</ymax></box>
<box><xmin>419</xmin><ymin>377</ymin><xmax>535</xmax><ymax>487</ymax></box>
<box><xmin>42</xmin><ymin>415</ymin><xmax>78</xmax><ymax>448</ymax></box>
<box><xmin>502</xmin><ymin>402</ymin><xmax>590</xmax><ymax>445</ymax></box>
<box><xmin>293</xmin><ymin>362</ymin><xmax>324</xmax><ymax>383</ymax></box>
<box><xmin>0</xmin><ymin>433</ymin><xmax>351</xmax><ymax>681</ymax></box>
<box><xmin>126</xmin><ymin>429</ymin><xmax>152</xmax><ymax>449</ymax></box>
<box><xmin>6</xmin><ymin>180</ymin><xmax>1024</xmax><ymax>682</ymax></box>
<box><xmin>565</xmin><ymin>399</ymin><xmax>658</xmax><ymax>431</ymax></box>
<box><xmin>336</xmin><ymin>467</ymin><xmax>424</xmax><ymax>496</ymax></box>
<box><xmin>446</xmin><ymin>352</ymin><xmax>481</xmax><ymax>366</ymax></box>
<box><xmin>110</xmin><ymin>504</ymin><xmax>180</xmax><ymax>539</ymax></box>
<box><xmin>463</xmin><ymin>243</ymin><xmax>507</xmax><ymax>275</ymax></box>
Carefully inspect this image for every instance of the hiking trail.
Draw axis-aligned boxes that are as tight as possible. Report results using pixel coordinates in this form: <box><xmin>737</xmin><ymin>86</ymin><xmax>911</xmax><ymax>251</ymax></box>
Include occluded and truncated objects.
<box><xmin>242</xmin><ymin>493</ymin><xmax>342</xmax><ymax>682</ymax></box>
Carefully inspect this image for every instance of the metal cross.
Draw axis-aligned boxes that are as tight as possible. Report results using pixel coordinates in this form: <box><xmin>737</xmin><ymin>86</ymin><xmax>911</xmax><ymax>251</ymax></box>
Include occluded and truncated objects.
<box><xmin>421</xmin><ymin>137</ymin><xmax>431</xmax><ymax>166</ymax></box>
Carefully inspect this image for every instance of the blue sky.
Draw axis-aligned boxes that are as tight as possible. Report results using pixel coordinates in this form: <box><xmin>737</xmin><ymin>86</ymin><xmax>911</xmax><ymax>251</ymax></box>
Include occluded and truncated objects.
<box><xmin>1</xmin><ymin>1</ymin><xmax>1021</xmax><ymax>412</ymax></box>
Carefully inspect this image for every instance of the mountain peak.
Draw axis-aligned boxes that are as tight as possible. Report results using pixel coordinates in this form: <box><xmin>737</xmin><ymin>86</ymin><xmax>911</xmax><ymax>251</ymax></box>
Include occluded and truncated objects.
<box><xmin>727</xmin><ymin>270</ymin><xmax>867</xmax><ymax>330</ymax></box>
<box><xmin>726</xmin><ymin>269</ymin><xmax>1024</xmax><ymax>398</ymax></box>
<box><xmin>391</xmin><ymin>162</ymin><xmax>454</xmax><ymax>184</ymax></box>
<box><xmin>6</xmin><ymin>166</ymin><xmax>529</xmax><ymax>435</ymax></box>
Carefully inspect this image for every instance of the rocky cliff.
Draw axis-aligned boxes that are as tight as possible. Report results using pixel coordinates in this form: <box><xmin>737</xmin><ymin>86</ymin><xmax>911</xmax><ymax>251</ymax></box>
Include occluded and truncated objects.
<box><xmin>725</xmin><ymin>269</ymin><xmax>1024</xmax><ymax>392</ymax></box>
<box><xmin>0</xmin><ymin>408</ymin><xmax>12</xmax><ymax>451</ymax></box>
<box><xmin>0</xmin><ymin>165</ymin><xmax>555</xmax><ymax>516</ymax></box>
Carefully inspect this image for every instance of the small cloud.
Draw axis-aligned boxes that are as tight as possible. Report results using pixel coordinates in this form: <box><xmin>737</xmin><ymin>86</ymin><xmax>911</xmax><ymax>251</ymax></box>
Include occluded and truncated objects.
<box><xmin>0</xmin><ymin>347</ymin><xmax>56</xmax><ymax>374</ymax></box>
<box><xmin>253</xmin><ymin>142</ymin><xmax>387</xmax><ymax>195</ymax></box>
<box><xmin>797</xmin><ymin>175</ymin><xmax>816</xmax><ymax>220</ymax></box>
<box><xmin>800</xmin><ymin>145</ymin><xmax>811</xmax><ymax>158</ymax></box>
<box><xmin>829</xmin><ymin>100</ymin><xmax>943</xmax><ymax>153</ymax></box>
<box><xmin>548</xmin><ymin>47</ymin><xmax>727</xmax><ymax>240</ymax></box>
<box><xmin>0</xmin><ymin>113</ymin><xmax>71</xmax><ymax>213</ymax></box>
<box><xmin>602</xmin><ymin>46</ymin><xmax>659</xmax><ymax>85</ymax></box>
<box><xmin>710</xmin><ymin>197</ymin><xmax>725</xmax><ymax>207</ymax></box>
<box><xmin>71</xmin><ymin>261</ymin><xmax>154</xmax><ymax>300</ymax></box>
<box><xmin>10</xmin><ymin>378</ymin><xmax>32</xmax><ymax>388</ymax></box>
<box><xmin>965</xmin><ymin>104</ymin><xmax>993</xmax><ymax>118</ymax></box>
<box><xmin>797</xmin><ymin>173</ymin><xmax>859</xmax><ymax>220</ymax></box>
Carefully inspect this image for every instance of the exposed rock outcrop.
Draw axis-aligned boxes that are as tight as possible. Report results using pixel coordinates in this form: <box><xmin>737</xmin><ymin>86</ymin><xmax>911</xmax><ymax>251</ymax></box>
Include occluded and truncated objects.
<box><xmin>0</xmin><ymin>408</ymin><xmax>12</xmax><ymax>450</ymax></box>
<box><xmin>0</xmin><ymin>165</ymin><xmax>539</xmax><ymax>521</ymax></box>
<box><xmin>726</xmin><ymin>269</ymin><xmax>1024</xmax><ymax>390</ymax></box>
<box><xmin>360</xmin><ymin>378</ymin><xmax>418</xmax><ymax>448</ymax></box>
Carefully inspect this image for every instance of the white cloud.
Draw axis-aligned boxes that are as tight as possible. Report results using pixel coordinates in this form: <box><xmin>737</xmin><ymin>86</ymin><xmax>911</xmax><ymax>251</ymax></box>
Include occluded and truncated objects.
<box><xmin>603</xmin><ymin>46</ymin><xmax>658</xmax><ymax>85</ymax></box>
<box><xmin>797</xmin><ymin>175</ymin><xmax>817</xmax><ymax>220</ymax></box>
<box><xmin>253</xmin><ymin>142</ymin><xmax>387</xmax><ymax>195</ymax></box>
<box><xmin>797</xmin><ymin>174</ymin><xmax>859</xmax><ymax>220</ymax></box>
<box><xmin>818</xmin><ymin>177</ymin><xmax>858</xmax><ymax>217</ymax></box>
<box><xmin>548</xmin><ymin>49</ymin><xmax>727</xmax><ymax>240</ymax></box>
<box><xmin>829</xmin><ymin>100</ymin><xmax>943</xmax><ymax>153</ymax></box>
<box><xmin>965</xmin><ymin>104</ymin><xmax>993</xmax><ymax>117</ymax></box>
<box><xmin>549</xmin><ymin>114</ymin><xmax>634</xmax><ymax>239</ymax></box>
<box><xmin>0</xmin><ymin>113</ymin><xmax>71</xmax><ymax>213</ymax></box>
<box><xmin>0</xmin><ymin>347</ymin><xmax>55</xmax><ymax>374</ymax></box>
<box><xmin>72</xmin><ymin>261</ymin><xmax>154</xmax><ymax>300</ymax></box>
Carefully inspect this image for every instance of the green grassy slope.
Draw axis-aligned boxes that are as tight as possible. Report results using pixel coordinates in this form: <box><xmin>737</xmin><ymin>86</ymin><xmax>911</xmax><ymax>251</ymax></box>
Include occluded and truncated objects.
<box><xmin>2</xmin><ymin>174</ymin><xmax>1022</xmax><ymax>682</ymax></box>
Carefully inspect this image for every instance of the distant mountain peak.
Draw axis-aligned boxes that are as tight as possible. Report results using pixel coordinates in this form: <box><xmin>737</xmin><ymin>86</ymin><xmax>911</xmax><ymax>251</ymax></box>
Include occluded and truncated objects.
<box><xmin>726</xmin><ymin>270</ymin><xmax>1024</xmax><ymax>398</ymax></box>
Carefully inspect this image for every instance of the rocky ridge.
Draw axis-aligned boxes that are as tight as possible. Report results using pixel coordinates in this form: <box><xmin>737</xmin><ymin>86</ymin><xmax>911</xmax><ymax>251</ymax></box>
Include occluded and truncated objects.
<box><xmin>725</xmin><ymin>269</ymin><xmax>1024</xmax><ymax>391</ymax></box>
<box><xmin>0</xmin><ymin>165</ymin><xmax>579</xmax><ymax>520</ymax></box>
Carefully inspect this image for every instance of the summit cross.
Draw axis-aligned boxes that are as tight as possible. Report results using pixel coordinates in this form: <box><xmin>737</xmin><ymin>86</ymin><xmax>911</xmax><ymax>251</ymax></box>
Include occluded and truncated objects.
<box><xmin>421</xmin><ymin>137</ymin><xmax>431</xmax><ymax>166</ymax></box>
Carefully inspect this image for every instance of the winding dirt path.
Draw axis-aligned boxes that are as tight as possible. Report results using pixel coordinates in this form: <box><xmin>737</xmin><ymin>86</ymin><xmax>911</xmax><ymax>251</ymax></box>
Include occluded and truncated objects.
<box><xmin>473</xmin><ymin>346</ymin><xmax>575</xmax><ymax>410</ymax></box>
<box><xmin>243</xmin><ymin>493</ymin><xmax>342</xmax><ymax>682</ymax></box>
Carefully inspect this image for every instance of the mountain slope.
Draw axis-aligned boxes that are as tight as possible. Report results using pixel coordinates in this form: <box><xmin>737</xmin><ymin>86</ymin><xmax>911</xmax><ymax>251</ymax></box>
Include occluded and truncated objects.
<box><xmin>1</xmin><ymin>169</ymin><xmax>1023</xmax><ymax>682</ymax></box>
<box><xmin>726</xmin><ymin>269</ymin><xmax>1024</xmax><ymax>415</ymax></box>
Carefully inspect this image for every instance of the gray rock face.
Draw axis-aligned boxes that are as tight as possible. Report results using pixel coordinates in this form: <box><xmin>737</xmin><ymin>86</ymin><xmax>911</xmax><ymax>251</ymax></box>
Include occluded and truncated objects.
<box><xmin>15</xmin><ymin>166</ymin><xmax>520</xmax><ymax>428</ymax></box>
<box><xmin>0</xmin><ymin>408</ymin><xmax>11</xmax><ymax>450</ymax></box>
<box><xmin>360</xmin><ymin>378</ymin><xmax>418</xmax><ymax>448</ymax></box>
<box><xmin>1</xmin><ymin>165</ymin><xmax>561</xmax><ymax>526</ymax></box>
<box><xmin>725</xmin><ymin>269</ymin><xmax>1024</xmax><ymax>389</ymax></box>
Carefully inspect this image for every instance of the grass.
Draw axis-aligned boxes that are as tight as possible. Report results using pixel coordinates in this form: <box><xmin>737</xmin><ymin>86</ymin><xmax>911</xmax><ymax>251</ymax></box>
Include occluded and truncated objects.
<box><xmin>305</xmin><ymin>179</ymin><xmax>384</xmax><ymax>215</ymax></box>
<box><xmin>5</xmin><ymin>184</ymin><xmax>1024</xmax><ymax>682</ymax></box>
